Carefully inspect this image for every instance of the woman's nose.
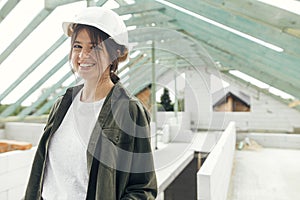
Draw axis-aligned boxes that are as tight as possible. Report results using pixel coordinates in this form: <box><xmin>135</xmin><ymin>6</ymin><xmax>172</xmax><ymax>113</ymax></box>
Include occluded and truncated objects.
<box><xmin>79</xmin><ymin>48</ymin><xmax>91</xmax><ymax>59</ymax></box>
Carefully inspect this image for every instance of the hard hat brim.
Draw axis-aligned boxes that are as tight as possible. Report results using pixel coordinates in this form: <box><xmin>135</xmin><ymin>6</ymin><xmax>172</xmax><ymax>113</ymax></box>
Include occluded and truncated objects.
<box><xmin>62</xmin><ymin>21</ymin><xmax>128</xmax><ymax>49</ymax></box>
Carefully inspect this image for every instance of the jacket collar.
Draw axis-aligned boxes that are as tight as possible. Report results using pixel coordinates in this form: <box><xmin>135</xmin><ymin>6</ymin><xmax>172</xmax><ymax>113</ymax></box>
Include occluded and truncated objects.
<box><xmin>50</xmin><ymin>81</ymin><xmax>128</xmax><ymax>143</ymax></box>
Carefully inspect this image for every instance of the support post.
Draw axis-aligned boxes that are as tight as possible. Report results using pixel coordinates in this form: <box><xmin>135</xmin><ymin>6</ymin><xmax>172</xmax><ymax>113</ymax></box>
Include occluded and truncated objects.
<box><xmin>151</xmin><ymin>41</ymin><xmax>158</xmax><ymax>149</ymax></box>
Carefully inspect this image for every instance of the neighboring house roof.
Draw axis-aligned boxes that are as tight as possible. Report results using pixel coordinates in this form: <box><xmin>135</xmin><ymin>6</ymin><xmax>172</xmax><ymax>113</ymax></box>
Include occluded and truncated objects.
<box><xmin>212</xmin><ymin>87</ymin><xmax>250</xmax><ymax>107</ymax></box>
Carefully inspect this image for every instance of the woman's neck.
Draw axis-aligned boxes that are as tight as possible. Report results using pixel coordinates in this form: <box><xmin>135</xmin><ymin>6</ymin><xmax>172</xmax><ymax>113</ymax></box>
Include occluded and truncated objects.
<box><xmin>81</xmin><ymin>77</ymin><xmax>114</xmax><ymax>102</ymax></box>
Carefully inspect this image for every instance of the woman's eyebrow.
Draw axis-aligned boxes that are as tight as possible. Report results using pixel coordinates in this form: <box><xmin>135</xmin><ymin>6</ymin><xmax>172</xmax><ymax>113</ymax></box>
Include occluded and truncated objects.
<box><xmin>74</xmin><ymin>40</ymin><xmax>95</xmax><ymax>45</ymax></box>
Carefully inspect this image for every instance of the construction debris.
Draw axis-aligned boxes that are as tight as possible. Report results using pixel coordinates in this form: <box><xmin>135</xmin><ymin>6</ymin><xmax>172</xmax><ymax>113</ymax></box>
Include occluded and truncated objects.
<box><xmin>237</xmin><ymin>137</ymin><xmax>263</xmax><ymax>151</ymax></box>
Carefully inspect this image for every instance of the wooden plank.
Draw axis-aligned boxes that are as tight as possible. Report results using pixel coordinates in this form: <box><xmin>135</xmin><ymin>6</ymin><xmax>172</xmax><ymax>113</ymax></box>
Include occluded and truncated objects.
<box><xmin>0</xmin><ymin>139</ymin><xmax>32</xmax><ymax>153</ymax></box>
<box><xmin>44</xmin><ymin>0</ymin><xmax>87</xmax><ymax>9</ymax></box>
<box><xmin>119</xmin><ymin>55</ymin><xmax>145</xmax><ymax>75</ymax></box>
<box><xmin>289</xmin><ymin>101</ymin><xmax>300</xmax><ymax>108</ymax></box>
<box><xmin>203</xmin><ymin>0</ymin><xmax>300</xmax><ymax>29</ymax></box>
<box><xmin>132</xmin><ymin>42</ymin><xmax>201</xmax><ymax>58</ymax></box>
<box><xmin>0</xmin><ymin>142</ymin><xmax>8</xmax><ymax>153</ymax></box>
<box><xmin>129</xmin><ymin>21</ymin><xmax>179</xmax><ymax>30</ymax></box>
<box><xmin>125</xmin><ymin>11</ymin><xmax>175</xmax><ymax>27</ymax></box>
<box><xmin>114</xmin><ymin>1</ymin><xmax>165</xmax><ymax>15</ymax></box>
<box><xmin>129</xmin><ymin>27</ymin><xmax>184</xmax><ymax>43</ymax></box>
<box><xmin>161</xmin><ymin>0</ymin><xmax>300</xmax><ymax>33</ymax></box>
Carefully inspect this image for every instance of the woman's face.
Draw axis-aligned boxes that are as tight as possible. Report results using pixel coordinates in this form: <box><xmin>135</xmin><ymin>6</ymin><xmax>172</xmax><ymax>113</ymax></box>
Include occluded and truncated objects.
<box><xmin>71</xmin><ymin>29</ymin><xmax>111</xmax><ymax>82</ymax></box>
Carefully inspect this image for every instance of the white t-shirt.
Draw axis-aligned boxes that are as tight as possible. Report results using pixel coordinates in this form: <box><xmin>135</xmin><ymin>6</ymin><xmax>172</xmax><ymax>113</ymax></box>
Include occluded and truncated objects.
<box><xmin>42</xmin><ymin>90</ymin><xmax>105</xmax><ymax>200</ymax></box>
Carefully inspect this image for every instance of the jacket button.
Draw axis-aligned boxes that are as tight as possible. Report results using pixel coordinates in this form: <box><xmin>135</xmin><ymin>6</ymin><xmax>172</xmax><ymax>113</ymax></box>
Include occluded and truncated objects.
<box><xmin>115</xmin><ymin>136</ymin><xmax>119</xmax><ymax>142</ymax></box>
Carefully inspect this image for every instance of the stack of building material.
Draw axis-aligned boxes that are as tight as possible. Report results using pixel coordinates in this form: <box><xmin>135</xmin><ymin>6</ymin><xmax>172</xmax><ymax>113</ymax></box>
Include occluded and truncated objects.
<box><xmin>0</xmin><ymin>139</ymin><xmax>32</xmax><ymax>153</ymax></box>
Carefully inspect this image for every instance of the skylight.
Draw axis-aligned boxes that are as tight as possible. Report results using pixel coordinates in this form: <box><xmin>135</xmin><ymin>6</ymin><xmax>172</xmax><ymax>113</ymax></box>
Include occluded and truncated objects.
<box><xmin>0</xmin><ymin>0</ymin><xmax>8</xmax><ymax>10</ymax></box>
<box><xmin>118</xmin><ymin>59</ymin><xmax>129</xmax><ymax>71</ymax></box>
<box><xmin>127</xmin><ymin>25</ymin><xmax>137</xmax><ymax>31</ymax></box>
<box><xmin>103</xmin><ymin>0</ymin><xmax>120</xmax><ymax>9</ymax></box>
<box><xmin>229</xmin><ymin>70</ymin><xmax>295</xmax><ymax>100</ymax></box>
<box><xmin>129</xmin><ymin>50</ymin><xmax>141</xmax><ymax>59</ymax></box>
<box><xmin>124</xmin><ymin>0</ymin><xmax>136</xmax><ymax>5</ymax></box>
<box><xmin>258</xmin><ymin>0</ymin><xmax>300</xmax><ymax>15</ymax></box>
<box><xmin>121</xmin><ymin>14</ymin><xmax>133</xmax><ymax>21</ymax></box>
<box><xmin>119</xmin><ymin>67</ymin><xmax>130</xmax><ymax>78</ymax></box>
<box><xmin>0</xmin><ymin>0</ymin><xmax>43</xmax><ymax>54</ymax></box>
<box><xmin>229</xmin><ymin>70</ymin><xmax>270</xmax><ymax>89</ymax></box>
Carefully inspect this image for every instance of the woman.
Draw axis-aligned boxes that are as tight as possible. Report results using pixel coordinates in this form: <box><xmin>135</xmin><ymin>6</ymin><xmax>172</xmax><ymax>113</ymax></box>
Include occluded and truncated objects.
<box><xmin>25</xmin><ymin>7</ymin><xmax>157</xmax><ymax>200</ymax></box>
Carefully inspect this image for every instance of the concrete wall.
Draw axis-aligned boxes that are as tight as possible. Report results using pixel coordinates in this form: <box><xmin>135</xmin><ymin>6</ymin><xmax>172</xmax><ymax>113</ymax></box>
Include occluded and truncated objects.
<box><xmin>213</xmin><ymin>94</ymin><xmax>300</xmax><ymax>133</ymax></box>
<box><xmin>247</xmin><ymin>92</ymin><xmax>300</xmax><ymax>132</ymax></box>
<box><xmin>184</xmin><ymin>70</ymin><xmax>300</xmax><ymax>132</ymax></box>
<box><xmin>185</xmin><ymin>70</ymin><xmax>211</xmax><ymax>129</ymax></box>
<box><xmin>5</xmin><ymin>122</ymin><xmax>45</xmax><ymax>146</ymax></box>
<box><xmin>156</xmin><ymin>112</ymin><xmax>191</xmax><ymax>130</ymax></box>
<box><xmin>0</xmin><ymin>122</ymin><xmax>44</xmax><ymax>199</ymax></box>
<box><xmin>0</xmin><ymin>147</ymin><xmax>36</xmax><ymax>200</ymax></box>
<box><xmin>197</xmin><ymin>122</ymin><xmax>236</xmax><ymax>200</ymax></box>
<box><xmin>216</xmin><ymin>76</ymin><xmax>300</xmax><ymax>132</ymax></box>
<box><xmin>156</xmin><ymin>111</ymin><xmax>193</xmax><ymax>143</ymax></box>
<box><xmin>0</xmin><ymin>129</ymin><xmax>5</xmax><ymax>139</ymax></box>
<box><xmin>183</xmin><ymin>67</ymin><xmax>300</xmax><ymax>132</ymax></box>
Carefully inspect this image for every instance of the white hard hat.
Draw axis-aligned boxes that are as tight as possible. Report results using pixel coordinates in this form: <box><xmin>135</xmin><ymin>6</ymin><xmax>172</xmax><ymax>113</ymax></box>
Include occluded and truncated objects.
<box><xmin>62</xmin><ymin>7</ymin><xmax>128</xmax><ymax>49</ymax></box>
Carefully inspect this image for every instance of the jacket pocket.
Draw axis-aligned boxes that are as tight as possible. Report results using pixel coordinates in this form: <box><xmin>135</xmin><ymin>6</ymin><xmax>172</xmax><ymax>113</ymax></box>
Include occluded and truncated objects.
<box><xmin>100</xmin><ymin>129</ymin><xmax>134</xmax><ymax>172</ymax></box>
<box><xmin>102</xmin><ymin>129</ymin><xmax>133</xmax><ymax>146</ymax></box>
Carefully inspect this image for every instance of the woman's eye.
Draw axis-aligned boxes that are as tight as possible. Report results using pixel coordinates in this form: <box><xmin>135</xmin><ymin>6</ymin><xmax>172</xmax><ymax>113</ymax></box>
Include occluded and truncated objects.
<box><xmin>73</xmin><ymin>44</ymin><xmax>82</xmax><ymax>49</ymax></box>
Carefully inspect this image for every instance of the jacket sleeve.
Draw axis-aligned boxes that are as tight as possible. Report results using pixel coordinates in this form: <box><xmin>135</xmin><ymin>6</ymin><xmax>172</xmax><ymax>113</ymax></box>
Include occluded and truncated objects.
<box><xmin>43</xmin><ymin>96</ymin><xmax>63</xmax><ymax>131</ymax></box>
<box><xmin>121</xmin><ymin>100</ymin><xmax>157</xmax><ymax>200</ymax></box>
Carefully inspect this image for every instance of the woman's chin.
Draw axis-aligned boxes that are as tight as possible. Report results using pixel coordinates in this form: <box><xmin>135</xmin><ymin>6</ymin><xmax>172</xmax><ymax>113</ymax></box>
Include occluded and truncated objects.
<box><xmin>78</xmin><ymin>72</ymin><xmax>102</xmax><ymax>82</ymax></box>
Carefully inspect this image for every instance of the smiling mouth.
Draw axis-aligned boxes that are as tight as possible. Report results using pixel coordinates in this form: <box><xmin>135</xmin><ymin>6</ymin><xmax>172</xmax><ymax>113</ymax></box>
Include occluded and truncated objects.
<box><xmin>80</xmin><ymin>64</ymin><xmax>95</xmax><ymax>68</ymax></box>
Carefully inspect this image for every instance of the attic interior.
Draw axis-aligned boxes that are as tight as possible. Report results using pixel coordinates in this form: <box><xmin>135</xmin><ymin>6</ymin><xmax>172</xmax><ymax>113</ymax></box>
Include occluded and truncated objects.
<box><xmin>0</xmin><ymin>0</ymin><xmax>300</xmax><ymax>200</ymax></box>
<box><xmin>0</xmin><ymin>0</ymin><xmax>299</xmax><ymax>121</ymax></box>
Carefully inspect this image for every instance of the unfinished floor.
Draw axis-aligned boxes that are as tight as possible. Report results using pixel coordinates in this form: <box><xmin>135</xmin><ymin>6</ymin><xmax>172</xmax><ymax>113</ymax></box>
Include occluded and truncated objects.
<box><xmin>227</xmin><ymin>148</ymin><xmax>300</xmax><ymax>200</ymax></box>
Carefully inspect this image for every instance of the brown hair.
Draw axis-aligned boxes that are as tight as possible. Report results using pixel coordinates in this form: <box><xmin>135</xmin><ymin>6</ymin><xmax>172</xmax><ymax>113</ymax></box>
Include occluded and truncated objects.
<box><xmin>69</xmin><ymin>24</ymin><xmax>128</xmax><ymax>83</ymax></box>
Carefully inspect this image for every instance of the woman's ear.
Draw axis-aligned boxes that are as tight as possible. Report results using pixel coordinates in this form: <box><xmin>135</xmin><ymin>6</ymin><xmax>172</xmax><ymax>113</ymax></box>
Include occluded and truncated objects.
<box><xmin>117</xmin><ymin>49</ymin><xmax>121</xmax><ymax>57</ymax></box>
<box><xmin>117</xmin><ymin>48</ymin><xmax>128</xmax><ymax>62</ymax></box>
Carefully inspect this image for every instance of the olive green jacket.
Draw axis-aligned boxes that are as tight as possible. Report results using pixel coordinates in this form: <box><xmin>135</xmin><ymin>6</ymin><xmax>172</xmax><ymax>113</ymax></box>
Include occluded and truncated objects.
<box><xmin>24</xmin><ymin>82</ymin><xmax>157</xmax><ymax>199</ymax></box>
